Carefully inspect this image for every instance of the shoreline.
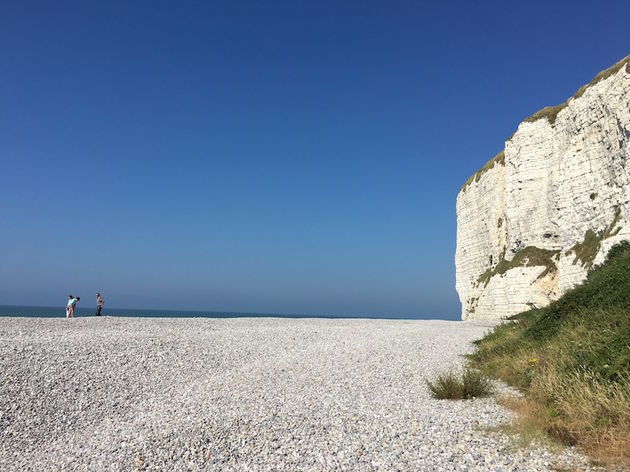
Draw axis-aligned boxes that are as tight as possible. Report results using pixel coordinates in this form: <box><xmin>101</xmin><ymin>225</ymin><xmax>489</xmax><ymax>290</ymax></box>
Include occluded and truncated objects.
<box><xmin>0</xmin><ymin>312</ymin><xmax>465</xmax><ymax>321</ymax></box>
<box><xmin>0</xmin><ymin>315</ymin><xmax>478</xmax><ymax>321</ymax></box>
<box><xmin>0</xmin><ymin>314</ymin><xmax>502</xmax><ymax>328</ymax></box>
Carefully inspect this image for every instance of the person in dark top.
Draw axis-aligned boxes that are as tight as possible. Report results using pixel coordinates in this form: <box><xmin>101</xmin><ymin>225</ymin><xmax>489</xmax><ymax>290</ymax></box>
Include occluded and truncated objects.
<box><xmin>96</xmin><ymin>293</ymin><xmax>104</xmax><ymax>316</ymax></box>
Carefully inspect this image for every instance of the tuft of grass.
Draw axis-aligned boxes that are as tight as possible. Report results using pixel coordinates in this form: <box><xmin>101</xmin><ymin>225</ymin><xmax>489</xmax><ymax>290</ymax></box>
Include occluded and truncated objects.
<box><xmin>461</xmin><ymin>368</ymin><xmax>494</xmax><ymax>398</ymax></box>
<box><xmin>469</xmin><ymin>241</ymin><xmax>630</xmax><ymax>467</ymax></box>
<box><xmin>426</xmin><ymin>369</ymin><xmax>493</xmax><ymax>400</ymax></box>
<box><xmin>524</xmin><ymin>54</ymin><xmax>630</xmax><ymax>126</ymax></box>
<box><xmin>461</xmin><ymin>150</ymin><xmax>505</xmax><ymax>192</ymax></box>
<box><xmin>524</xmin><ymin>103</ymin><xmax>567</xmax><ymax>127</ymax></box>
<box><xmin>568</xmin><ymin>207</ymin><xmax>622</xmax><ymax>268</ymax></box>
<box><xmin>476</xmin><ymin>245</ymin><xmax>560</xmax><ymax>287</ymax></box>
<box><xmin>426</xmin><ymin>371</ymin><xmax>463</xmax><ymax>399</ymax></box>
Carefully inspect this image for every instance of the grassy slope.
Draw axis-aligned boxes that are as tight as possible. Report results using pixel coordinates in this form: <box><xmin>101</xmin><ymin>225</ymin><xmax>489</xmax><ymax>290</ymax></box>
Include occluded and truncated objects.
<box><xmin>469</xmin><ymin>241</ymin><xmax>630</xmax><ymax>466</ymax></box>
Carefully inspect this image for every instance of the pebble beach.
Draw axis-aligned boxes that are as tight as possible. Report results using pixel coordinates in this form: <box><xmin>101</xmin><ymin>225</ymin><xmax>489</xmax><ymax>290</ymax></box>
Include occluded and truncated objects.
<box><xmin>0</xmin><ymin>317</ymin><xmax>591</xmax><ymax>471</ymax></box>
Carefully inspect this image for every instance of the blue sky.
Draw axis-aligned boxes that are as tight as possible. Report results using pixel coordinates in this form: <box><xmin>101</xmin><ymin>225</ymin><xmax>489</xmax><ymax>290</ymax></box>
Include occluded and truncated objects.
<box><xmin>1</xmin><ymin>1</ymin><xmax>629</xmax><ymax>318</ymax></box>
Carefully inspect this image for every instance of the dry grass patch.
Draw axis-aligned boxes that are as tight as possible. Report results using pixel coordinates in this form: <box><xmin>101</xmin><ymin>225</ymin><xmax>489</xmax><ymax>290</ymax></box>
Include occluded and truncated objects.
<box><xmin>492</xmin><ymin>396</ymin><xmax>563</xmax><ymax>451</ymax></box>
<box><xmin>496</xmin><ymin>372</ymin><xmax>630</xmax><ymax>468</ymax></box>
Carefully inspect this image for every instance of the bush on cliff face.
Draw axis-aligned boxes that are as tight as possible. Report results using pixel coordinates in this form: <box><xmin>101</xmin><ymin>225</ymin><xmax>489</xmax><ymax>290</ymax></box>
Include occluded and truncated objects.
<box><xmin>567</xmin><ymin>207</ymin><xmax>622</xmax><ymax>269</ymax></box>
<box><xmin>469</xmin><ymin>241</ymin><xmax>630</xmax><ymax>466</ymax></box>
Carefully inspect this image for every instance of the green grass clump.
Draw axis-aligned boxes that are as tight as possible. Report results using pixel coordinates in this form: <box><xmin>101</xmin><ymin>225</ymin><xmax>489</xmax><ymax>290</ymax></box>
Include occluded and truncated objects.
<box><xmin>469</xmin><ymin>241</ymin><xmax>630</xmax><ymax>466</ymax></box>
<box><xmin>476</xmin><ymin>246</ymin><xmax>560</xmax><ymax>287</ymax></box>
<box><xmin>524</xmin><ymin>103</ymin><xmax>567</xmax><ymax>127</ymax></box>
<box><xmin>426</xmin><ymin>369</ymin><xmax>493</xmax><ymax>400</ymax></box>
<box><xmin>568</xmin><ymin>208</ymin><xmax>622</xmax><ymax>268</ymax></box>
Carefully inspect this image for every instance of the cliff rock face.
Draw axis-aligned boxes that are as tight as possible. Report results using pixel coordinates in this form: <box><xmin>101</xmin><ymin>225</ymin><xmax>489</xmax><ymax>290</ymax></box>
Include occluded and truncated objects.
<box><xmin>456</xmin><ymin>56</ymin><xmax>630</xmax><ymax>320</ymax></box>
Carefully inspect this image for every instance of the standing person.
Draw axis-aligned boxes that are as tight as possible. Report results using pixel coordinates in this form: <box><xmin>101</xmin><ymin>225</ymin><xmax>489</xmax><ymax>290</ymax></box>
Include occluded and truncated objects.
<box><xmin>66</xmin><ymin>295</ymin><xmax>73</xmax><ymax>318</ymax></box>
<box><xmin>70</xmin><ymin>296</ymin><xmax>80</xmax><ymax>317</ymax></box>
<box><xmin>96</xmin><ymin>293</ymin><xmax>104</xmax><ymax>316</ymax></box>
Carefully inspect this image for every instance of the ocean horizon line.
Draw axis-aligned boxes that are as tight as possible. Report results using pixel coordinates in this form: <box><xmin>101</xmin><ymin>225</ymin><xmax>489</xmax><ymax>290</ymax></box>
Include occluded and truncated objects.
<box><xmin>0</xmin><ymin>304</ymin><xmax>453</xmax><ymax>321</ymax></box>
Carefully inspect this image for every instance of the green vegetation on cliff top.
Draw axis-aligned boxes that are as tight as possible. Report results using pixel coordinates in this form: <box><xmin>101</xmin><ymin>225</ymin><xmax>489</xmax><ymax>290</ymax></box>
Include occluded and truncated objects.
<box><xmin>460</xmin><ymin>54</ymin><xmax>630</xmax><ymax>193</ymax></box>
<box><xmin>524</xmin><ymin>54</ymin><xmax>630</xmax><ymax>126</ymax></box>
<box><xmin>470</xmin><ymin>241</ymin><xmax>630</xmax><ymax>467</ymax></box>
<box><xmin>460</xmin><ymin>150</ymin><xmax>505</xmax><ymax>192</ymax></box>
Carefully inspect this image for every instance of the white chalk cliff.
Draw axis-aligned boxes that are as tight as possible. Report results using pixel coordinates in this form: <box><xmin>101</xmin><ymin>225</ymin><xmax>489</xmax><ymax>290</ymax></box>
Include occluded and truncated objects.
<box><xmin>456</xmin><ymin>55</ymin><xmax>630</xmax><ymax>320</ymax></box>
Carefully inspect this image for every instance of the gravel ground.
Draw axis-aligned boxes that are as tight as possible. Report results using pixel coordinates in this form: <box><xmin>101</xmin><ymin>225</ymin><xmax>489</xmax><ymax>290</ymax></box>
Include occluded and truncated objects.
<box><xmin>0</xmin><ymin>317</ymin><xmax>592</xmax><ymax>471</ymax></box>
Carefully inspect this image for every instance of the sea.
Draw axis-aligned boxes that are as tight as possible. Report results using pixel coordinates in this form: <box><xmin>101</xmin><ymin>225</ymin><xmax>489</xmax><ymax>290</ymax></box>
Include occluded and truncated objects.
<box><xmin>0</xmin><ymin>305</ymin><xmax>423</xmax><ymax>320</ymax></box>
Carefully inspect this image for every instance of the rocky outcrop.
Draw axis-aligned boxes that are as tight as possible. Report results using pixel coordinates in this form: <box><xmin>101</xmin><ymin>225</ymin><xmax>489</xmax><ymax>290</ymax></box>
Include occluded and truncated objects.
<box><xmin>456</xmin><ymin>55</ymin><xmax>630</xmax><ymax>320</ymax></box>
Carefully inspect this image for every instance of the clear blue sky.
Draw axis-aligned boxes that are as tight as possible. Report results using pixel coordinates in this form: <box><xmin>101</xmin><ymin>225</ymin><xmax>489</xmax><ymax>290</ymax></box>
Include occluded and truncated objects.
<box><xmin>1</xmin><ymin>1</ymin><xmax>629</xmax><ymax>318</ymax></box>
